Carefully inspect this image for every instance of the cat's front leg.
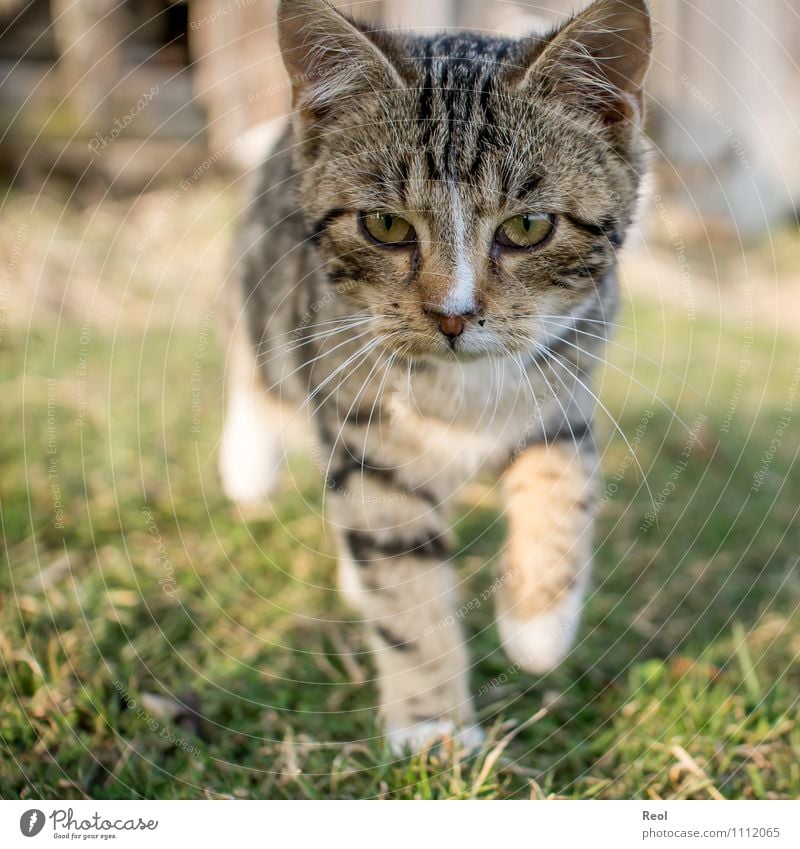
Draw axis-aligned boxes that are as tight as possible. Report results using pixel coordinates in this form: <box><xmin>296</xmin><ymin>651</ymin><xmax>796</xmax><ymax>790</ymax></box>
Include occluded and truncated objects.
<box><xmin>495</xmin><ymin>435</ymin><xmax>598</xmax><ymax>674</ymax></box>
<box><xmin>328</xmin><ymin>480</ymin><xmax>482</xmax><ymax>755</ymax></box>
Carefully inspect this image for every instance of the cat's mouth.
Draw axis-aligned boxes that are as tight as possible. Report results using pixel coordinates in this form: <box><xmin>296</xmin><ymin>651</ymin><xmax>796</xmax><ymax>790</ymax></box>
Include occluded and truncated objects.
<box><xmin>421</xmin><ymin>308</ymin><xmax>495</xmax><ymax>359</ymax></box>
<box><xmin>376</xmin><ymin>322</ymin><xmax>518</xmax><ymax>363</ymax></box>
<box><xmin>371</xmin><ymin>302</ymin><xmax>578</xmax><ymax>362</ymax></box>
<box><xmin>379</xmin><ymin>308</ymin><xmax>580</xmax><ymax>364</ymax></box>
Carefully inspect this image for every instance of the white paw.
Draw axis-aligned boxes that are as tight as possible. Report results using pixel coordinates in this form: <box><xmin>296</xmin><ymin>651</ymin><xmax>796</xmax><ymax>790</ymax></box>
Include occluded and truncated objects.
<box><xmin>219</xmin><ymin>392</ymin><xmax>283</xmax><ymax>504</ymax></box>
<box><xmin>387</xmin><ymin>719</ymin><xmax>486</xmax><ymax>756</ymax></box>
<box><xmin>497</xmin><ymin>589</ymin><xmax>582</xmax><ymax>674</ymax></box>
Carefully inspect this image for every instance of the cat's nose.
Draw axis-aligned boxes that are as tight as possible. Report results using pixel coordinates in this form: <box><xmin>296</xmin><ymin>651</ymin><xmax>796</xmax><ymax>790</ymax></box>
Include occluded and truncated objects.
<box><xmin>436</xmin><ymin>314</ymin><xmax>466</xmax><ymax>338</ymax></box>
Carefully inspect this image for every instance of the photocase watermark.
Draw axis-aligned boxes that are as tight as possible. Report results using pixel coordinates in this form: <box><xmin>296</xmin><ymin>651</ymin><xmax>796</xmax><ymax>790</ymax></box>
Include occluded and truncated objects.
<box><xmin>115</xmin><ymin>681</ymin><xmax>201</xmax><ymax>760</ymax></box>
<box><xmin>720</xmin><ymin>280</ymin><xmax>754</xmax><ymax>435</ymax></box>
<box><xmin>140</xmin><ymin>506</ymin><xmax>179</xmax><ymax>598</ymax></box>
<box><xmin>652</xmin><ymin>193</ymin><xmax>695</xmax><ymax>323</ymax></box>
<box><xmin>596</xmin><ymin>408</ymin><xmax>654</xmax><ymax>515</ymax></box>
<box><xmin>20</xmin><ymin>804</ymin><xmax>158</xmax><ymax>836</ymax></box>
<box><xmin>680</xmin><ymin>74</ymin><xmax>752</xmax><ymax>171</ymax></box>
<box><xmin>19</xmin><ymin>809</ymin><xmax>45</xmax><ymax>837</ymax></box>
<box><xmin>640</xmin><ymin>412</ymin><xmax>708</xmax><ymax>531</ymax></box>
<box><xmin>0</xmin><ymin>220</ymin><xmax>28</xmax><ymax>344</ymax></box>
<box><xmin>191</xmin><ymin>311</ymin><xmax>215</xmax><ymax>434</ymax></box>
<box><xmin>74</xmin><ymin>313</ymin><xmax>93</xmax><ymax>429</ymax></box>
<box><xmin>422</xmin><ymin>568</ymin><xmax>516</xmax><ymax>637</ymax></box>
<box><xmin>750</xmin><ymin>358</ymin><xmax>800</xmax><ymax>494</ymax></box>
<box><xmin>46</xmin><ymin>379</ymin><xmax>65</xmax><ymax>530</ymax></box>
<box><xmin>190</xmin><ymin>0</ymin><xmax>255</xmax><ymax>30</ymax></box>
<box><xmin>88</xmin><ymin>84</ymin><xmax>159</xmax><ymax>155</ymax></box>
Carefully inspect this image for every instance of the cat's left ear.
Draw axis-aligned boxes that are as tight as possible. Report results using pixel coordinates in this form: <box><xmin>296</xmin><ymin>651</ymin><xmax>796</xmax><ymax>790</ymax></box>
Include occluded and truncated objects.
<box><xmin>277</xmin><ymin>0</ymin><xmax>404</xmax><ymax>127</ymax></box>
<box><xmin>511</xmin><ymin>0</ymin><xmax>653</xmax><ymax>127</ymax></box>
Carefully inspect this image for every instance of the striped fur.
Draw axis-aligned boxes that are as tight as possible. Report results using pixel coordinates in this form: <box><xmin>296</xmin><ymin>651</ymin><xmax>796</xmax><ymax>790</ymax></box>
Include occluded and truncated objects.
<box><xmin>220</xmin><ymin>0</ymin><xmax>652</xmax><ymax>753</ymax></box>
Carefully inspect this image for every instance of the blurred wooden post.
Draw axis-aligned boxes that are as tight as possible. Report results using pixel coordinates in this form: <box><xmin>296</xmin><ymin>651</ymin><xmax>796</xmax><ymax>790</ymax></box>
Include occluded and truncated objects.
<box><xmin>381</xmin><ymin>0</ymin><xmax>455</xmax><ymax>30</ymax></box>
<box><xmin>648</xmin><ymin>0</ymin><xmax>800</xmax><ymax>235</ymax></box>
<box><xmin>188</xmin><ymin>0</ymin><xmax>285</xmax><ymax>167</ymax></box>
<box><xmin>49</xmin><ymin>0</ymin><xmax>126</xmax><ymax>133</ymax></box>
<box><xmin>188</xmin><ymin>0</ymin><xmax>383</xmax><ymax>168</ymax></box>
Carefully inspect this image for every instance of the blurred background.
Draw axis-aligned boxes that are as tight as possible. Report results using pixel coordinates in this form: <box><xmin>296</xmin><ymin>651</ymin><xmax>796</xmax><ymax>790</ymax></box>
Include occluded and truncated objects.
<box><xmin>1</xmin><ymin>1</ymin><xmax>798</xmax><ymax>800</ymax></box>
<box><xmin>2</xmin><ymin>0</ymin><xmax>800</xmax><ymax>227</ymax></box>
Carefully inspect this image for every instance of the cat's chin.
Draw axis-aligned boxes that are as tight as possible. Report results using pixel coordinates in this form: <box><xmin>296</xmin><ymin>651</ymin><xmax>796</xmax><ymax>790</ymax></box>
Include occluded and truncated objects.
<box><xmin>392</xmin><ymin>345</ymin><xmax>499</xmax><ymax>365</ymax></box>
<box><xmin>432</xmin><ymin>348</ymin><xmax>490</xmax><ymax>363</ymax></box>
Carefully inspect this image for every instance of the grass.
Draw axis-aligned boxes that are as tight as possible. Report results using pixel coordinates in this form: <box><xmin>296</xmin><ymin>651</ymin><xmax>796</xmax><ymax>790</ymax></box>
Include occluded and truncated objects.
<box><xmin>1</xmin><ymin>181</ymin><xmax>799</xmax><ymax>799</ymax></box>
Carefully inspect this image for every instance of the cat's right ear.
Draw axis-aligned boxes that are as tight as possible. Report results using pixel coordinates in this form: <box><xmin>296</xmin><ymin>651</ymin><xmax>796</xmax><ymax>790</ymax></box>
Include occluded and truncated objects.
<box><xmin>277</xmin><ymin>0</ymin><xmax>403</xmax><ymax>127</ymax></box>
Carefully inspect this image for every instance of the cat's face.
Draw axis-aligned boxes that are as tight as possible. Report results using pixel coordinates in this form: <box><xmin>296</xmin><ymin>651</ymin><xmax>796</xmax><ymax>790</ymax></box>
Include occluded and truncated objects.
<box><xmin>279</xmin><ymin>0</ymin><xmax>652</xmax><ymax>361</ymax></box>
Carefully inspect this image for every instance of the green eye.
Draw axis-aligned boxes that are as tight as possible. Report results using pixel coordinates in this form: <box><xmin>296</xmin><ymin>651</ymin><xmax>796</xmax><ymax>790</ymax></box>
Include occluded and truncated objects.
<box><xmin>496</xmin><ymin>213</ymin><xmax>555</xmax><ymax>249</ymax></box>
<box><xmin>361</xmin><ymin>212</ymin><xmax>414</xmax><ymax>246</ymax></box>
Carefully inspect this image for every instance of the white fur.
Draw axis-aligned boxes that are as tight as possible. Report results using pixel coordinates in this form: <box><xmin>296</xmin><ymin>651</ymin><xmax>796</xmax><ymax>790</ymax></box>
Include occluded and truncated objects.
<box><xmin>497</xmin><ymin>588</ymin><xmax>583</xmax><ymax>674</ymax></box>
<box><xmin>441</xmin><ymin>193</ymin><xmax>476</xmax><ymax>316</ymax></box>
<box><xmin>337</xmin><ymin>551</ymin><xmax>364</xmax><ymax>610</ymax></box>
<box><xmin>219</xmin><ymin>387</ymin><xmax>284</xmax><ymax>504</ymax></box>
<box><xmin>231</xmin><ymin>118</ymin><xmax>287</xmax><ymax>170</ymax></box>
<box><xmin>387</xmin><ymin>719</ymin><xmax>485</xmax><ymax>756</ymax></box>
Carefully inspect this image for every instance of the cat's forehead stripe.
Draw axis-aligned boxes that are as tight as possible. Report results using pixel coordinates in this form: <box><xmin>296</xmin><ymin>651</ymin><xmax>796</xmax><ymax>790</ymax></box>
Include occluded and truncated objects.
<box><xmin>413</xmin><ymin>39</ymin><xmax>509</xmax><ymax>184</ymax></box>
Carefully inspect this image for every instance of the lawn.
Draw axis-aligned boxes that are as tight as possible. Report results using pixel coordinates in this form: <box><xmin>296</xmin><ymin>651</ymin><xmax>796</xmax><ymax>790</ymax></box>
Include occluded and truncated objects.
<box><xmin>1</xmin><ymin>181</ymin><xmax>798</xmax><ymax>799</ymax></box>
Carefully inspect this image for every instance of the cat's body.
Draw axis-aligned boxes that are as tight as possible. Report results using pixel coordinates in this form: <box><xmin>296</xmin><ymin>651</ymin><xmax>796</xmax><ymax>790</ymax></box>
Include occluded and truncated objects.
<box><xmin>220</xmin><ymin>0</ymin><xmax>652</xmax><ymax>753</ymax></box>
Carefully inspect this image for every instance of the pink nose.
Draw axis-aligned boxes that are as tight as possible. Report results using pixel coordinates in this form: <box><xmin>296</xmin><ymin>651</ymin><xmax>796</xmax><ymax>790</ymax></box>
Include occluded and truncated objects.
<box><xmin>436</xmin><ymin>314</ymin><xmax>466</xmax><ymax>338</ymax></box>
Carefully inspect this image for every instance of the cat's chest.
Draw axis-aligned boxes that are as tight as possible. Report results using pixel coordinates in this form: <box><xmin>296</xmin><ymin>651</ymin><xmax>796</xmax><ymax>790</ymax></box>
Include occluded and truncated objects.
<box><xmin>385</xmin><ymin>358</ymin><xmax>554</xmax><ymax>474</ymax></box>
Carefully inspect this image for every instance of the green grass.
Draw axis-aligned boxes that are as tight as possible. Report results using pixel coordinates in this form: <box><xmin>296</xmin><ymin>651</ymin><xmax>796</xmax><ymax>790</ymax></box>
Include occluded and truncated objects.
<box><xmin>1</xmin><ymin>188</ymin><xmax>799</xmax><ymax>799</ymax></box>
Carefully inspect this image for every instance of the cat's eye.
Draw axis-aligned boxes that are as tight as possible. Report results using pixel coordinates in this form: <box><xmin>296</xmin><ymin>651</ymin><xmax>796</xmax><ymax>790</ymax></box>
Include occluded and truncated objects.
<box><xmin>495</xmin><ymin>213</ymin><xmax>555</xmax><ymax>249</ymax></box>
<box><xmin>360</xmin><ymin>212</ymin><xmax>415</xmax><ymax>246</ymax></box>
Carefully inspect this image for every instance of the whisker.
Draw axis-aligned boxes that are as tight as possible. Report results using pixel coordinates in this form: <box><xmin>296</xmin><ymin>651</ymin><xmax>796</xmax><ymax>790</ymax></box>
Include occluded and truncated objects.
<box><xmin>303</xmin><ymin>337</ymin><xmax>384</xmax><ymax>418</ymax></box>
<box><xmin>540</xmin><ymin>328</ymin><xmax>703</xmax><ymax>435</ymax></box>
<box><xmin>511</xmin><ymin>352</ymin><xmax>552</xmax><ymax>454</ymax></box>
<box><xmin>538</xmin><ymin>317</ymin><xmax>704</xmax><ymax>396</ymax></box>
<box><xmin>255</xmin><ymin>319</ymin><xmax>375</xmax><ymax>366</ymax></box>
<box><xmin>523</xmin><ymin>314</ymin><xmax>692</xmax><ymax>356</ymax></box>
<box><xmin>254</xmin><ymin>313</ymin><xmax>374</xmax><ymax>347</ymax></box>
<box><xmin>320</xmin><ymin>343</ymin><xmax>392</xmax><ymax>515</ymax></box>
<box><xmin>357</xmin><ymin>351</ymin><xmax>398</xmax><ymax>508</ymax></box>
<box><xmin>518</xmin><ymin>348</ymin><xmax>582</xmax><ymax>455</ymax></box>
<box><xmin>536</xmin><ymin>343</ymin><xmax>657</xmax><ymax>512</ymax></box>
<box><xmin>262</xmin><ymin>328</ymin><xmax>377</xmax><ymax>395</ymax></box>
<box><xmin>254</xmin><ymin>314</ymin><xmax>379</xmax><ymax>352</ymax></box>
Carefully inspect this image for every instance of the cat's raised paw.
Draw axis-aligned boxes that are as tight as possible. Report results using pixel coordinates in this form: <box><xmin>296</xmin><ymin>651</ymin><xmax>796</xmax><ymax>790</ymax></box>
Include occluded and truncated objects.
<box><xmin>387</xmin><ymin>719</ymin><xmax>485</xmax><ymax>756</ymax></box>
<box><xmin>497</xmin><ymin>589</ymin><xmax>582</xmax><ymax>675</ymax></box>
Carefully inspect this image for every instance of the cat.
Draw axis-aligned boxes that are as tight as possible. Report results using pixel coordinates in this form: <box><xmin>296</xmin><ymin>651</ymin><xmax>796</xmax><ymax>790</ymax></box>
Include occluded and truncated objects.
<box><xmin>219</xmin><ymin>0</ymin><xmax>652</xmax><ymax>754</ymax></box>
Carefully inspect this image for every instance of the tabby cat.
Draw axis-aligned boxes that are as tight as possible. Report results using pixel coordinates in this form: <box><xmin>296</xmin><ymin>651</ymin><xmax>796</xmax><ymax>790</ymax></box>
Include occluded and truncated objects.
<box><xmin>219</xmin><ymin>0</ymin><xmax>652</xmax><ymax>753</ymax></box>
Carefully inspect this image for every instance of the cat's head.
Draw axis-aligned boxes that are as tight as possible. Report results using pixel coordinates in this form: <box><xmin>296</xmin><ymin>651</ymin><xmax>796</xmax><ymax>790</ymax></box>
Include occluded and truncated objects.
<box><xmin>278</xmin><ymin>0</ymin><xmax>652</xmax><ymax>360</ymax></box>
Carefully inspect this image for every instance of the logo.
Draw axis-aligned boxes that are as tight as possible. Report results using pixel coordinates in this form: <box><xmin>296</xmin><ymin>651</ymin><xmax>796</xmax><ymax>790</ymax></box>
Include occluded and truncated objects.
<box><xmin>20</xmin><ymin>810</ymin><xmax>45</xmax><ymax>837</ymax></box>
<box><xmin>17</xmin><ymin>807</ymin><xmax>160</xmax><ymax>838</ymax></box>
